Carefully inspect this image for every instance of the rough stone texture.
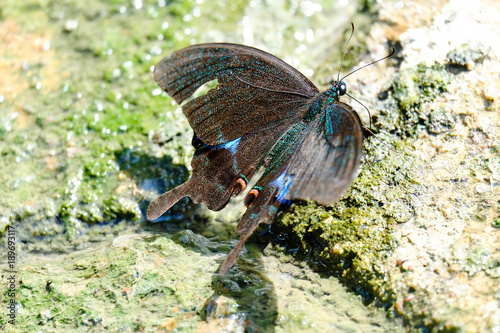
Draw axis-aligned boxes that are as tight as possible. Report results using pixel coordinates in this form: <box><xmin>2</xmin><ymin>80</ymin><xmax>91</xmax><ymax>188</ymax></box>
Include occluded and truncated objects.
<box><xmin>305</xmin><ymin>0</ymin><xmax>500</xmax><ymax>330</ymax></box>
<box><xmin>1</xmin><ymin>0</ymin><xmax>499</xmax><ymax>332</ymax></box>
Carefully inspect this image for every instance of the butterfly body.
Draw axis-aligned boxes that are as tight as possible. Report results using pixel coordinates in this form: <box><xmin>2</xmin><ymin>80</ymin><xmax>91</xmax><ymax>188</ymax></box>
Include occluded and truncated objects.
<box><xmin>148</xmin><ymin>43</ymin><xmax>364</xmax><ymax>275</ymax></box>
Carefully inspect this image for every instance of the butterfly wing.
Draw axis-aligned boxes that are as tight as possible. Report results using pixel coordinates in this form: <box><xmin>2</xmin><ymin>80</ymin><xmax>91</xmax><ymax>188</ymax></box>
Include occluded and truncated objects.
<box><xmin>146</xmin><ymin>122</ymin><xmax>291</xmax><ymax>221</ymax></box>
<box><xmin>285</xmin><ymin>102</ymin><xmax>364</xmax><ymax>204</ymax></box>
<box><xmin>154</xmin><ymin>43</ymin><xmax>319</xmax><ymax>145</ymax></box>
<box><xmin>219</xmin><ymin>181</ymin><xmax>283</xmax><ymax>275</ymax></box>
<box><xmin>219</xmin><ymin>122</ymin><xmax>311</xmax><ymax>274</ymax></box>
<box><xmin>148</xmin><ymin>43</ymin><xmax>319</xmax><ymax>219</ymax></box>
<box><xmin>150</xmin><ymin>43</ymin><xmax>363</xmax><ymax>275</ymax></box>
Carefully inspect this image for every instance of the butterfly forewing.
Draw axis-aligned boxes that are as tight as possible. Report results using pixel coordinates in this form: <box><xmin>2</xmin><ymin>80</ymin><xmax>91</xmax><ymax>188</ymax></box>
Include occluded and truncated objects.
<box><xmin>154</xmin><ymin>43</ymin><xmax>319</xmax><ymax>145</ymax></box>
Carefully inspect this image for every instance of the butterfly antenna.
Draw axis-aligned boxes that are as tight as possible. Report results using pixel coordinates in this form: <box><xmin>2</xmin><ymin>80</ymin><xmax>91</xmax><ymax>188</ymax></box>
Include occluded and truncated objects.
<box><xmin>341</xmin><ymin>47</ymin><xmax>395</xmax><ymax>82</ymax></box>
<box><xmin>363</xmin><ymin>126</ymin><xmax>396</xmax><ymax>151</ymax></box>
<box><xmin>346</xmin><ymin>92</ymin><xmax>372</xmax><ymax>129</ymax></box>
<box><xmin>337</xmin><ymin>22</ymin><xmax>355</xmax><ymax>82</ymax></box>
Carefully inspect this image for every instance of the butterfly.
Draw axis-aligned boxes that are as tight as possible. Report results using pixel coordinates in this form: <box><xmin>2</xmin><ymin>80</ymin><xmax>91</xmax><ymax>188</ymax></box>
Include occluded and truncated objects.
<box><xmin>147</xmin><ymin>34</ymin><xmax>392</xmax><ymax>275</ymax></box>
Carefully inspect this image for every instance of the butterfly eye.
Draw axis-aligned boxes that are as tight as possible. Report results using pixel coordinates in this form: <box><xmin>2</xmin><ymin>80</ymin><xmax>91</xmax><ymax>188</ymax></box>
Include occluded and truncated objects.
<box><xmin>339</xmin><ymin>82</ymin><xmax>347</xmax><ymax>96</ymax></box>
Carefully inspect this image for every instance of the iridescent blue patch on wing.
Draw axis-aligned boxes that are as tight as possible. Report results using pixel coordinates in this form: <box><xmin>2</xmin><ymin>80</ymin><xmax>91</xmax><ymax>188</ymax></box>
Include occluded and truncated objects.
<box><xmin>216</xmin><ymin>137</ymin><xmax>241</xmax><ymax>154</ymax></box>
<box><xmin>272</xmin><ymin>171</ymin><xmax>286</xmax><ymax>187</ymax></box>
<box><xmin>279</xmin><ymin>199</ymin><xmax>291</xmax><ymax>209</ymax></box>
<box><xmin>273</xmin><ymin>172</ymin><xmax>293</xmax><ymax>203</ymax></box>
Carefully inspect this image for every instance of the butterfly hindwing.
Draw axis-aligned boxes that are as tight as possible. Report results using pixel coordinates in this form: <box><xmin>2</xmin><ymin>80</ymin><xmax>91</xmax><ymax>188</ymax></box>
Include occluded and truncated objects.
<box><xmin>154</xmin><ymin>43</ymin><xmax>319</xmax><ymax>145</ymax></box>
<box><xmin>146</xmin><ymin>122</ymin><xmax>292</xmax><ymax>221</ymax></box>
<box><xmin>218</xmin><ymin>123</ymin><xmax>311</xmax><ymax>273</ymax></box>
<box><xmin>285</xmin><ymin>102</ymin><xmax>364</xmax><ymax>204</ymax></box>
<box><xmin>219</xmin><ymin>180</ymin><xmax>283</xmax><ymax>275</ymax></box>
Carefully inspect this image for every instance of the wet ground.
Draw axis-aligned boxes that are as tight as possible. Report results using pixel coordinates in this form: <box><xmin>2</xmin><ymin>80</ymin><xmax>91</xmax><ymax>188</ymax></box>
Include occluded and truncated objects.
<box><xmin>1</xmin><ymin>0</ymin><xmax>499</xmax><ymax>332</ymax></box>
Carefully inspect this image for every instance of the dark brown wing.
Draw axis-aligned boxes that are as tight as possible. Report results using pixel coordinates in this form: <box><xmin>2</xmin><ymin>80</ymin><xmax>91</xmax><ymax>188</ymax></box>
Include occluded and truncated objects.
<box><xmin>285</xmin><ymin>102</ymin><xmax>364</xmax><ymax>204</ymax></box>
<box><xmin>154</xmin><ymin>43</ymin><xmax>319</xmax><ymax>145</ymax></box>
<box><xmin>146</xmin><ymin>121</ymin><xmax>291</xmax><ymax>221</ymax></box>
<box><xmin>219</xmin><ymin>182</ymin><xmax>282</xmax><ymax>275</ymax></box>
<box><xmin>218</xmin><ymin>121</ymin><xmax>311</xmax><ymax>275</ymax></box>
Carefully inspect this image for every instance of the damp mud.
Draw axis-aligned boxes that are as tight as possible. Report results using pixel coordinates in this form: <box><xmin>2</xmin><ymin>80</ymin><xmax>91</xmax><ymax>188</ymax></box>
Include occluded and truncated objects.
<box><xmin>1</xmin><ymin>0</ymin><xmax>499</xmax><ymax>332</ymax></box>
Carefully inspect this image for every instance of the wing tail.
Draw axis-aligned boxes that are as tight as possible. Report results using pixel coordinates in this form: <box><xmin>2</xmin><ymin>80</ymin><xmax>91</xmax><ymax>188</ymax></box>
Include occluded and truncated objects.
<box><xmin>146</xmin><ymin>181</ymin><xmax>190</xmax><ymax>221</ymax></box>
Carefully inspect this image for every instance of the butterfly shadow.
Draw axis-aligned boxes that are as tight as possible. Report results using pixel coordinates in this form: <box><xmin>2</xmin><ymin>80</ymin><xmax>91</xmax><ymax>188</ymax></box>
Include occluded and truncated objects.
<box><xmin>114</xmin><ymin>147</ymin><xmax>196</xmax><ymax>228</ymax></box>
<box><xmin>201</xmin><ymin>247</ymin><xmax>279</xmax><ymax>330</ymax></box>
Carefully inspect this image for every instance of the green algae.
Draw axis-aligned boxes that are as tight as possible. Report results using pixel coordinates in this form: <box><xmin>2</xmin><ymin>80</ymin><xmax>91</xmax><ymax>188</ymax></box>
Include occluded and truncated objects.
<box><xmin>393</xmin><ymin>63</ymin><xmax>451</xmax><ymax>111</ymax></box>
<box><xmin>447</xmin><ymin>44</ymin><xmax>488</xmax><ymax>71</ymax></box>
<box><xmin>273</xmin><ymin>135</ymin><xmax>419</xmax><ymax>304</ymax></box>
<box><xmin>0</xmin><ymin>0</ymin><xmax>407</xmax><ymax>330</ymax></box>
<box><xmin>376</xmin><ymin>63</ymin><xmax>452</xmax><ymax>137</ymax></box>
<box><xmin>0</xmin><ymin>0</ymin><xmax>373</xmax><ymax>249</ymax></box>
<box><xmin>0</xmin><ymin>0</ymin><xmax>406</xmax><ymax>331</ymax></box>
<box><xmin>0</xmin><ymin>0</ymin><xmax>196</xmax><ymax>246</ymax></box>
<box><xmin>0</xmin><ymin>235</ymin><xmax>216</xmax><ymax>331</ymax></box>
<box><xmin>0</xmin><ymin>231</ymin><xmax>392</xmax><ymax>332</ymax></box>
<box><xmin>3</xmin><ymin>0</ymin><xmax>497</xmax><ymax>332</ymax></box>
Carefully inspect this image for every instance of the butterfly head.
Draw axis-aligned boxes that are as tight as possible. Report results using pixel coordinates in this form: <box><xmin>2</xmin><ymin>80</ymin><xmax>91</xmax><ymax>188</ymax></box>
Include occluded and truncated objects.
<box><xmin>324</xmin><ymin>80</ymin><xmax>347</xmax><ymax>103</ymax></box>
